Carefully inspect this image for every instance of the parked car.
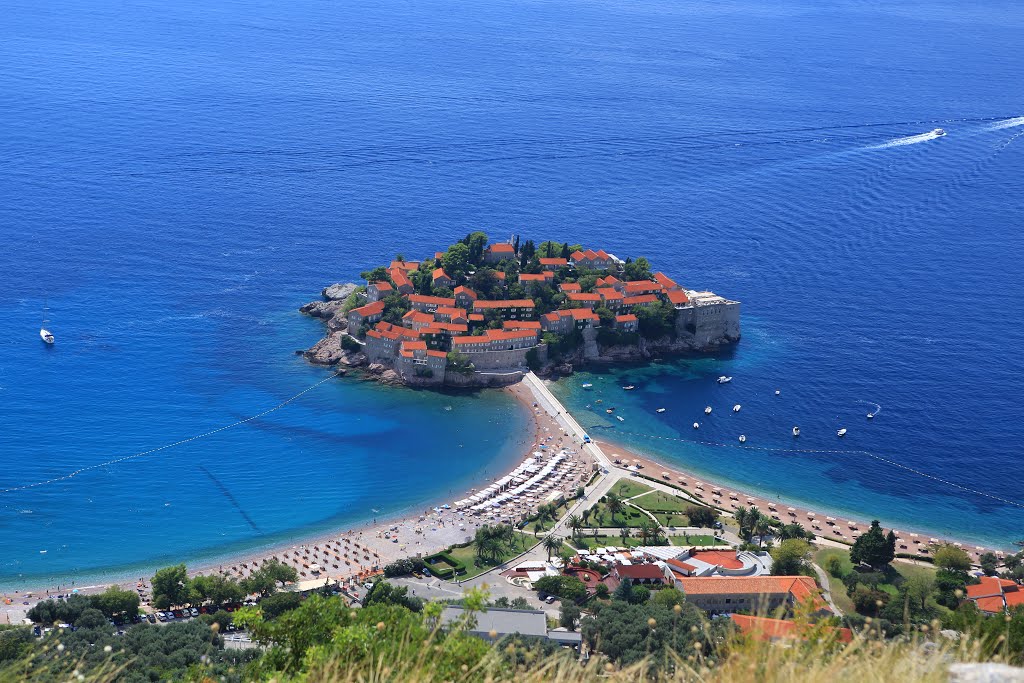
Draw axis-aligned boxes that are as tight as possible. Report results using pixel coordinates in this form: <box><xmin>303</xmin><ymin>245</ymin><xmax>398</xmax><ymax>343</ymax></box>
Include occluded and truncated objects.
<box><xmin>156</xmin><ymin>613</ymin><xmax>167</xmax><ymax>621</ymax></box>
<box><xmin>545</xmin><ymin>595</ymin><xmax>556</xmax><ymax>604</ymax></box>
<box><xmin>147</xmin><ymin>614</ymin><xmax>156</xmax><ymax>623</ymax></box>
<box><xmin>189</xmin><ymin>608</ymin><xmax>199</xmax><ymax>617</ymax></box>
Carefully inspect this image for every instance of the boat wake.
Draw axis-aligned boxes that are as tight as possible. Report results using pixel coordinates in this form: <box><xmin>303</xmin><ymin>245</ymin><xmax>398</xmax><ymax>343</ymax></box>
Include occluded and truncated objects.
<box><xmin>867</xmin><ymin>129</ymin><xmax>945</xmax><ymax>150</ymax></box>
<box><xmin>857</xmin><ymin>400</ymin><xmax>882</xmax><ymax>418</ymax></box>
<box><xmin>984</xmin><ymin>116</ymin><xmax>1024</xmax><ymax>131</ymax></box>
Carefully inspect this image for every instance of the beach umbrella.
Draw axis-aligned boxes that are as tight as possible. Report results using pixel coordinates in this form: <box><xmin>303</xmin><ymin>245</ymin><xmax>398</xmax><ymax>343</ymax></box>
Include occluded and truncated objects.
<box><xmin>807</xmin><ymin>512</ymin><xmax>815</xmax><ymax>518</ymax></box>
<box><xmin>787</xmin><ymin>507</ymin><xmax>796</xmax><ymax>513</ymax></box>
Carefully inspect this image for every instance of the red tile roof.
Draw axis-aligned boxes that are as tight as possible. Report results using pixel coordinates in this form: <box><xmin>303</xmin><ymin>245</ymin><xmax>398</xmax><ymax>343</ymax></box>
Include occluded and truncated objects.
<box><xmin>666</xmin><ymin>558</ymin><xmax>697</xmax><ymax>573</ymax></box>
<box><xmin>966</xmin><ymin>576</ymin><xmax>1024</xmax><ymax>613</ymax></box>
<box><xmin>427</xmin><ymin>349</ymin><xmax>447</xmax><ymax>359</ymax></box>
<box><xmin>667</xmin><ymin>290</ymin><xmax>690</xmax><ymax>305</ymax></box>
<box><xmin>559</xmin><ymin>282</ymin><xmax>582</xmax><ymax>292</ymax></box>
<box><xmin>432</xmin><ymin>268</ymin><xmax>451</xmax><ymax>280</ymax></box>
<box><xmin>451</xmin><ymin>328</ymin><xmax>538</xmax><ymax>345</ymax></box>
<box><xmin>730</xmin><ymin>615</ymin><xmax>853</xmax><ymax>643</ymax></box>
<box><xmin>473</xmin><ymin>299</ymin><xmax>535</xmax><ymax>309</ymax></box>
<box><xmin>540</xmin><ymin>257</ymin><xmax>567</xmax><ymax>266</ymax></box>
<box><xmin>350</xmin><ymin>301</ymin><xmax>385</xmax><ymax>317</ymax></box>
<box><xmin>371</xmin><ymin>281</ymin><xmax>393</xmax><ymax>291</ymax></box>
<box><xmin>402</xmin><ymin>340</ymin><xmax>427</xmax><ymax>351</ymax></box>
<box><xmin>454</xmin><ymin>286</ymin><xmax>477</xmax><ymax>299</ymax></box>
<box><xmin>570</xmin><ymin>248</ymin><xmax>611</xmax><ymax>262</ymax></box>
<box><xmin>616</xmin><ymin>314</ymin><xmax>638</xmax><ymax>322</ymax></box>
<box><xmin>487</xmin><ymin>243</ymin><xmax>515</xmax><ymax>254</ymax></box>
<box><xmin>402</xmin><ymin>310</ymin><xmax>434</xmax><ymax>324</ymax></box>
<box><xmin>616</xmin><ymin>564</ymin><xmax>666</xmax><ymax>580</ymax></box>
<box><xmin>569</xmin><ymin>308</ymin><xmax>599</xmax><ymax>320</ymax></box>
<box><xmin>503</xmin><ymin>320</ymin><xmax>542</xmax><ymax>330</ymax></box>
<box><xmin>389</xmin><ymin>268</ymin><xmax>412</xmax><ymax>289</ymax></box>
<box><xmin>519</xmin><ymin>273</ymin><xmax>549</xmax><ymax>281</ymax></box>
<box><xmin>597</xmin><ymin>275</ymin><xmax>621</xmax><ymax>286</ymax></box>
<box><xmin>676</xmin><ymin>576</ymin><xmax>823</xmax><ymax>606</ymax></box>
<box><xmin>408</xmin><ymin>294</ymin><xmax>457</xmax><ymax>307</ymax></box>
<box><xmin>623</xmin><ymin>294</ymin><xmax>658</xmax><ymax>306</ymax></box>
<box><xmin>389</xmin><ymin>260</ymin><xmax>419</xmax><ymax>271</ymax></box>
<box><xmin>596</xmin><ymin>287</ymin><xmax>623</xmax><ymax>300</ymax></box>
<box><xmin>567</xmin><ymin>292</ymin><xmax>601</xmax><ymax>302</ymax></box>
<box><xmin>624</xmin><ymin>280</ymin><xmax>663</xmax><ymax>294</ymax></box>
<box><xmin>654</xmin><ymin>272</ymin><xmax>678</xmax><ymax>289</ymax></box>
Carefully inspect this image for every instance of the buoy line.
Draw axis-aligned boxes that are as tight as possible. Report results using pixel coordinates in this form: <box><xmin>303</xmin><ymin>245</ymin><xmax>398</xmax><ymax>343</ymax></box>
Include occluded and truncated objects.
<box><xmin>614</xmin><ymin>430</ymin><xmax>1024</xmax><ymax>510</ymax></box>
<box><xmin>0</xmin><ymin>371</ymin><xmax>344</xmax><ymax>495</ymax></box>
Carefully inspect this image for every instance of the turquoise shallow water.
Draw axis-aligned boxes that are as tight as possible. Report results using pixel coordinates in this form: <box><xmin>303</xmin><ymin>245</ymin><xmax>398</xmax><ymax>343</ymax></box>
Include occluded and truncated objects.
<box><xmin>1</xmin><ymin>0</ymin><xmax>1023</xmax><ymax>583</ymax></box>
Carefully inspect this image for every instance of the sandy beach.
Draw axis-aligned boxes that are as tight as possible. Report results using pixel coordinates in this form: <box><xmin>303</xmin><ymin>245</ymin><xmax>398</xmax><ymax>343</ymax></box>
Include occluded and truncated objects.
<box><xmin>593</xmin><ymin>436</ymin><xmax>1008</xmax><ymax>565</ymax></box>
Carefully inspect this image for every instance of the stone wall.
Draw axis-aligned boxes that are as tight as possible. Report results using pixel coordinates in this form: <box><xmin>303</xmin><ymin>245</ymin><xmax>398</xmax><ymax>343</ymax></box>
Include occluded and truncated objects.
<box><xmin>674</xmin><ymin>300</ymin><xmax>741</xmax><ymax>347</ymax></box>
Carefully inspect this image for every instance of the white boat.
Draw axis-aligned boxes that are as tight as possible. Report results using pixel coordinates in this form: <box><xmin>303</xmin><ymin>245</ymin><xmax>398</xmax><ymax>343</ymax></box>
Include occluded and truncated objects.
<box><xmin>40</xmin><ymin>328</ymin><xmax>54</xmax><ymax>344</ymax></box>
<box><xmin>582</xmin><ymin>383</ymin><xmax>593</xmax><ymax>388</ymax></box>
<box><xmin>738</xmin><ymin>435</ymin><xmax>747</xmax><ymax>443</ymax></box>
<box><xmin>717</xmin><ymin>376</ymin><xmax>732</xmax><ymax>384</ymax></box>
<box><xmin>656</xmin><ymin>408</ymin><xmax>666</xmax><ymax>413</ymax></box>
<box><xmin>792</xmin><ymin>426</ymin><xmax>800</xmax><ymax>437</ymax></box>
<box><xmin>932</xmin><ymin>128</ymin><xmax>946</xmax><ymax>137</ymax></box>
<box><xmin>775</xmin><ymin>390</ymin><xmax>780</xmax><ymax>396</ymax></box>
<box><xmin>704</xmin><ymin>406</ymin><xmax>712</xmax><ymax>415</ymax></box>
<box><xmin>866</xmin><ymin>413</ymin><xmax>875</xmax><ymax>419</ymax></box>
<box><xmin>616</xmin><ymin>415</ymin><xmax>624</xmax><ymax>422</ymax></box>
<box><xmin>837</xmin><ymin>428</ymin><xmax>847</xmax><ymax>437</ymax></box>
<box><xmin>623</xmin><ymin>385</ymin><xmax>635</xmax><ymax>390</ymax></box>
<box><xmin>693</xmin><ymin>422</ymin><xmax>700</xmax><ymax>429</ymax></box>
<box><xmin>732</xmin><ymin>404</ymin><xmax>741</xmax><ymax>412</ymax></box>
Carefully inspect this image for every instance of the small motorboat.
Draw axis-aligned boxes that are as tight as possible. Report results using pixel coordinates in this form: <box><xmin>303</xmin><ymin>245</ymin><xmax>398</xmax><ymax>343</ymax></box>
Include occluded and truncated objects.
<box><xmin>623</xmin><ymin>385</ymin><xmax>636</xmax><ymax>390</ymax></box>
<box><xmin>40</xmin><ymin>328</ymin><xmax>54</xmax><ymax>344</ymax></box>
<box><xmin>732</xmin><ymin>404</ymin><xmax>741</xmax><ymax>413</ymax></box>
<box><xmin>738</xmin><ymin>435</ymin><xmax>747</xmax><ymax>443</ymax></box>
<box><xmin>792</xmin><ymin>426</ymin><xmax>800</xmax><ymax>437</ymax></box>
<box><xmin>605</xmin><ymin>408</ymin><xmax>614</xmax><ymax>414</ymax></box>
<box><xmin>837</xmin><ymin>428</ymin><xmax>847</xmax><ymax>437</ymax></box>
<box><xmin>717</xmin><ymin>376</ymin><xmax>732</xmax><ymax>384</ymax></box>
<box><xmin>596</xmin><ymin>399</ymin><xmax>603</xmax><ymax>404</ymax></box>
<box><xmin>775</xmin><ymin>390</ymin><xmax>780</xmax><ymax>396</ymax></box>
<box><xmin>656</xmin><ymin>408</ymin><xmax>666</xmax><ymax>413</ymax></box>
<box><xmin>693</xmin><ymin>422</ymin><xmax>700</xmax><ymax>429</ymax></box>
<box><xmin>932</xmin><ymin>128</ymin><xmax>946</xmax><ymax>137</ymax></box>
<box><xmin>866</xmin><ymin>413</ymin><xmax>875</xmax><ymax>419</ymax></box>
<box><xmin>616</xmin><ymin>415</ymin><xmax>624</xmax><ymax>422</ymax></box>
<box><xmin>704</xmin><ymin>406</ymin><xmax>712</xmax><ymax>415</ymax></box>
<box><xmin>582</xmin><ymin>383</ymin><xmax>593</xmax><ymax>389</ymax></box>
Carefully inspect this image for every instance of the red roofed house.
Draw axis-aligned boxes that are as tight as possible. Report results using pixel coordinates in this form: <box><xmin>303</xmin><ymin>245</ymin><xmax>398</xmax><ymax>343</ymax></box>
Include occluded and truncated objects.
<box><xmin>388</xmin><ymin>268</ymin><xmax>415</xmax><ymax>295</ymax></box>
<box><xmin>408</xmin><ymin>294</ymin><xmax>457</xmax><ymax>313</ymax></box>
<box><xmin>559</xmin><ymin>282</ymin><xmax>582</xmax><ymax>293</ymax></box>
<box><xmin>402</xmin><ymin>309</ymin><xmax>435</xmax><ymax>330</ymax></box>
<box><xmin>666</xmin><ymin>290</ymin><xmax>690</xmax><ymax>306</ymax></box>
<box><xmin>347</xmin><ymin>300</ymin><xmax>385</xmax><ymax>332</ymax></box>
<box><xmin>484</xmin><ymin>243</ymin><xmax>516</xmax><ymax>264</ymax></box>
<box><xmin>451</xmin><ymin>328</ymin><xmax>538</xmax><ymax>353</ymax></box>
<box><xmin>472</xmin><ymin>299</ymin><xmax>536</xmax><ymax>320</ymax></box>
<box><xmin>654</xmin><ymin>272</ymin><xmax>681</xmax><ymax>291</ymax></box>
<box><xmin>622</xmin><ymin>294</ymin><xmax>659</xmax><ymax>309</ymax></box>
<box><xmin>518</xmin><ymin>272</ymin><xmax>554</xmax><ymax>294</ymax></box>
<box><xmin>566</xmin><ymin>292</ymin><xmax>602</xmax><ymax>309</ymax></box>
<box><xmin>503</xmin><ymin>320</ymin><xmax>542</xmax><ymax>332</ymax></box>
<box><xmin>675</xmin><ymin>576</ymin><xmax>830</xmax><ymax>616</ymax></box>
<box><xmin>454</xmin><ymin>286</ymin><xmax>478</xmax><ymax>309</ymax></box>
<box><xmin>730</xmin><ymin>615</ymin><xmax>853</xmax><ymax>644</ymax></box>
<box><xmin>366</xmin><ymin>281</ymin><xmax>393</xmax><ymax>302</ymax></box>
<box><xmin>965</xmin><ymin>576</ymin><xmax>1024</xmax><ymax>615</ymax></box>
<box><xmin>597</xmin><ymin>275</ymin><xmax>624</xmax><ymax>291</ymax></box>
<box><xmin>394</xmin><ymin>340</ymin><xmax>447</xmax><ymax>381</ymax></box>
<box><xmin>540</xmin><ymin>257</ymin><xmax>568</xmax><ymax>271</ymax></box>
<box><xmin>615</xmin><ymin>313</ymin><xmax>638</xmax><ymax>332</ymax></box>
<box><xmin>434</xmin><ymin>306</ymin><xmax>468</xmax><ymax>324</ymax></box>
<box><xmin>570</xmin><ymin>249</ymin><xmax>615</xmax><ymax>270</ymax></box>
<box><xmin>432</xmin><ymin>268</ymin><xmax>454</xmax><ymax>289</ymax></box>
<box><xmin>389</xmin><ymin>260</ymin><xmax>419</xmax><ymax>272</ymax></box>
<box><xmin>613</xmin><ymin>563</ymin><xmax>670</xmax><ymax>586</ymax></box>
<box><xmin>541</xmin><ymin>311</ymin><xmax>572</xmax><ymax>335</ymax></box>
<box><xmin>624</xmin><ymin>280</ymin><xmax>664</xmax><ymax>296</ymax></box>
<box><xmin>596</xmin><ymin>287</ymin><xmax>624</xmax><ymax>309</ymax></box>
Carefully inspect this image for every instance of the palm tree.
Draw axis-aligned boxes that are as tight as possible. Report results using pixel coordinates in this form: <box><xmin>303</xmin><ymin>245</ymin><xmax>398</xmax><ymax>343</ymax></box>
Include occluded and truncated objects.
<box><xmin>752</xmin><ymin>511</ymin><xmax>772</xmax><ymax>549</ymax></box>
<box><xmin>544</xmin><ymin>535</ymin><xmax>563</xmax><ymax>560</ymax></box>
<box><xmin>567</xmin><ymin>514</ymin><xmax>583</xmax><ymax>541</ymax></box>
<box><xmin>638</xmin><ymin>519</ymin><xmax>657</xmax><ymax>545</ymax></box>
<box><xmin>733</xmin><ymin>506</ymin><xmax>750</xmax><ymax>541</ymax></box>
<box><xmin>606</xmin><ymin>493</ymin><xmax>623</xmax><ymax>525</ymax></box>
<box><xmin>620</xmin><ymin>526</ymin><xmax>631</xmax><ymax>544</ymax></box>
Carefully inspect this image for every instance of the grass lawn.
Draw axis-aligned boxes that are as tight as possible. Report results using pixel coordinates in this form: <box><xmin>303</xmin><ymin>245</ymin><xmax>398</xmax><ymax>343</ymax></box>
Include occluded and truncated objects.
<box><xmin>573</xmin><ymin>534</ymin><xmax>649</xmax><ymax>550</ymax></box>
<box><xmin>608</xmin><ymin>479</ymin><xmax>654</xmax><ymax>500</ymax></box>
<box><xmin>527</xmin><ymin>499</ymin><xmax>575</xmax><ymax>533</ymax></box>
<box><xmin>446</xmin><ymin>532</ymin><xmax>536</xmax><ymax>579</ymax></box>
<box><xmin>668</xmin><ymin>534</ymin><xmax>726</xmax><ymax>547</ymax></box>
<box><xmin>585</xmin><ymin>502</ymin><xmax>648</xmax><ymax>528</ymax></box>
<box><xmin>813</xmin><ymin>547</ymin><xmax>940</xmax><ymax>616</ymax></box>
<box><xmin>630</xmin><ymin>490</ymin><xmax>695</xmax><ymax>527</ymax></box>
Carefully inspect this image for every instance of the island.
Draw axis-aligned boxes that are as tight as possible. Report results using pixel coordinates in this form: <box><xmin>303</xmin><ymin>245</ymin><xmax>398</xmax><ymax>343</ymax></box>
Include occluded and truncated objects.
<box><xmin>300</xmin><ymin>232</ymin><xmax>740</xmax><ymax>387</ymax></box>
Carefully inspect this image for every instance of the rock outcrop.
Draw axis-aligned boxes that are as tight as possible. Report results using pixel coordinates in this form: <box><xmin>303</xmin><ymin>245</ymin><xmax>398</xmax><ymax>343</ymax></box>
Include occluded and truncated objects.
<box><xmin>303</xmin><ymin>331</ymin><xmax>365</xmax><ymax>367</ymax></box>
<box><xmin>322</xmin><ymin>283</ymin><xmax>358</xmax><ymax>301</ymax></box>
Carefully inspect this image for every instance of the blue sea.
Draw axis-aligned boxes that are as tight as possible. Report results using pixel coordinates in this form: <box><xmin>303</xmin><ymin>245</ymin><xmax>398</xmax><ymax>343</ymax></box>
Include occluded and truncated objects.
<box><xmin>1</xmin><ymin>0</ymin><xmax>1022</xmax><ymax>585</ymax></box>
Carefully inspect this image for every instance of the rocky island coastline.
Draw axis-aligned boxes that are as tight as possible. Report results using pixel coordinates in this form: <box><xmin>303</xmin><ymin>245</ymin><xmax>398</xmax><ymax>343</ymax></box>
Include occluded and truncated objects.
<box><xmin>300</xmin><ymin>233</ymin><xmax>740</xmax><ymax>387</ymax></box>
